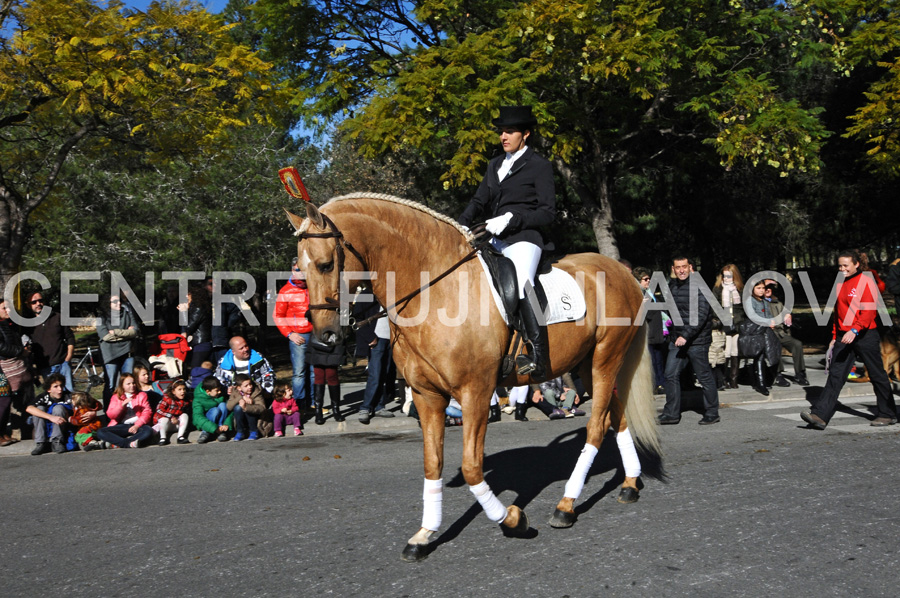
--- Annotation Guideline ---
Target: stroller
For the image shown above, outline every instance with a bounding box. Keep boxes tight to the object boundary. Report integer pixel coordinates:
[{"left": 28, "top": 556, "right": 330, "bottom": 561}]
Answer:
[{"left": 146, "top": 333, "right": 190, "bottom": 382}]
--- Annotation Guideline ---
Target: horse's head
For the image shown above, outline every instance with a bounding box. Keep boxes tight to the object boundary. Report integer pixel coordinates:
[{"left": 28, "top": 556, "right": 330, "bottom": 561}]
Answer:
[{"left": 285, "top": 203, "right": 345, "bottom": 347}]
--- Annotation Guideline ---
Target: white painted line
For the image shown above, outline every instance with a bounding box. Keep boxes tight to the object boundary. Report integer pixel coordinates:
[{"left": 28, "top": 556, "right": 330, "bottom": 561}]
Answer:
[{"left": 734, "top": 400, "right": 813, "bottom": 410}]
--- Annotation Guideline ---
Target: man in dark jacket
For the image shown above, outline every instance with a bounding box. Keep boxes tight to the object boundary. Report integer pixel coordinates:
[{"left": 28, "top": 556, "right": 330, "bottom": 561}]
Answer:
[
  {"left": 27, "top": 292, "right": 75, "bottom": 391},
  {"left": 658, "top": 256, "right": 720, "bottom": 425}
]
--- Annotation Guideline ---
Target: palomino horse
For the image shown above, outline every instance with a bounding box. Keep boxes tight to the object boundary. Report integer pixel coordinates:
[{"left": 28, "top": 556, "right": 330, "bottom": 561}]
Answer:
[{"left": 286, "top": 193, "right": 661, "bottom": 561}]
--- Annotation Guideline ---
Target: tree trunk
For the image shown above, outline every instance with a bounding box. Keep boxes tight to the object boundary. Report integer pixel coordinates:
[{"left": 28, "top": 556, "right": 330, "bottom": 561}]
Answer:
[
  {"left": 0, "top": 191, "right": 24, "bottom": 298},
  {"left": 553, "top": 158, "right": 620, "bottom": 259}
]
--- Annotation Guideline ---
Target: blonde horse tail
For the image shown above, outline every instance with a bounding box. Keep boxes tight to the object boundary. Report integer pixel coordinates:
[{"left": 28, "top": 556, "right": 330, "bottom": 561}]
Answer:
[{"left": 617, "top": 323, "right": 662, "bottom": 458}]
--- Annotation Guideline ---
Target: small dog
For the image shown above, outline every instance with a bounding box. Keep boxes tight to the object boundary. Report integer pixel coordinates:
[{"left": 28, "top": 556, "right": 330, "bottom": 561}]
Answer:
[{"left": 848, "top": 328, "right": 900, "bottom": 383}]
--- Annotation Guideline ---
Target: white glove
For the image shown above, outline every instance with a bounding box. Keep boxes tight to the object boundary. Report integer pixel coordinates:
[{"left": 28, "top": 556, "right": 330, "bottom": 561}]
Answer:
[{"left": 485, "top": 212, "right": 513, "bottom": 236}]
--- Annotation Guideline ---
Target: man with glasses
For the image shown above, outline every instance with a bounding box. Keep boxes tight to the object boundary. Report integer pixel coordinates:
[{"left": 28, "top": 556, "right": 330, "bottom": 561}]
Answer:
[
  {"left": 26, "top": 292, "right": 75, "bottom": 392},
  {"left": 273, "top": 258, "right": 314, "bottom": 411}
]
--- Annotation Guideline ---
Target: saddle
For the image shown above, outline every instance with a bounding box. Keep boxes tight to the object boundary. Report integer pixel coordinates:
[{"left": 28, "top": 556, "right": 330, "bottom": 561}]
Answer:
[{"left": 479, "top": 244, "right": 551, "bottom": 378}]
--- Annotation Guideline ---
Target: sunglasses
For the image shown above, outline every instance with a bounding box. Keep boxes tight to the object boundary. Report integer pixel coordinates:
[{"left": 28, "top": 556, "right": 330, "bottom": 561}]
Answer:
[
  {"left": 640, "top": 277, "right": 650, "bottom": 281},
  {"left": 30, "top": 299, "right": 44, "bottom": 304}
]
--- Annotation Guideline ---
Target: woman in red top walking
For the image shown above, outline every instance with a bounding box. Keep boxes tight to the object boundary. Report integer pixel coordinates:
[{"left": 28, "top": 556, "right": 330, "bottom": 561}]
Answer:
[{"left": 801, "top": 250, "right": 896, "bottom": 429}]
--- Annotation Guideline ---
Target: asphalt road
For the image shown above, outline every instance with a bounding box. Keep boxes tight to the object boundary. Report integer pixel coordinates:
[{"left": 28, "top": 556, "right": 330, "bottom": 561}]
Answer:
[{"left": 3, "top": 392, "right": 900, "bottom": 598}]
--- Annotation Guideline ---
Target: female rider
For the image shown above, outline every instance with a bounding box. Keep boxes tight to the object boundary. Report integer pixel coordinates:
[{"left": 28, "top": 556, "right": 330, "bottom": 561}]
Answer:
[{"left": 457, "top": 105, "right": 556, "bottom": 378}]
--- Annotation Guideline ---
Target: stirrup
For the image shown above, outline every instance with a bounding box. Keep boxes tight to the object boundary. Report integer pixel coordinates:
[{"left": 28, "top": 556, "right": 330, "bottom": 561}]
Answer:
[{"left": 515, "top": 354, "right": 539, "bottom": 376}]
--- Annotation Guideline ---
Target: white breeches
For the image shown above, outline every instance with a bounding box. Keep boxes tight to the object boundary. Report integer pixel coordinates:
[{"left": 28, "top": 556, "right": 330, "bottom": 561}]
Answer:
[{"left": 490, "top": 238, "right": 542, "bottom": 299}]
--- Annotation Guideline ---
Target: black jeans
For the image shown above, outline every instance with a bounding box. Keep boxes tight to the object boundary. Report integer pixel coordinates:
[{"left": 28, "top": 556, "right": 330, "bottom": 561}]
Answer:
[
  {"left": 662, "top": 342, "right": 719, "bottom": 418},
  {"left": 811, "top": 329, "right": 896, "bottom": 423}
]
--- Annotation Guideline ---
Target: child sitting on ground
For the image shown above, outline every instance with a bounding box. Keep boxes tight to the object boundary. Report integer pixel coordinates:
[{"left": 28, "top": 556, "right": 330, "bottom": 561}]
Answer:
[
  {"left": 68, "top": 391, "right": 104, "bottom": 451},
  {"left": 227, "top": 374, "right": 266, "bottom": 441},
  {"left": 271, "top": 382, "right": 302, "bottom": 437},
  {"left": 154, "top": 379, "right": 191, "bottom": 445},
  {"left": 193, "top": 376, "right": 232, "bottom": 443},
  {"left": 189, "top": 360, "right": 216, "bottom": 390}
]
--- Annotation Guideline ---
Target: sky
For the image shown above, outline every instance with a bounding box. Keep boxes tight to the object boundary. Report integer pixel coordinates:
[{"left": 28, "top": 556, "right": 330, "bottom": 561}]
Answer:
[{"left": 126, "top": 0, "right": 229, "bottom": 13}]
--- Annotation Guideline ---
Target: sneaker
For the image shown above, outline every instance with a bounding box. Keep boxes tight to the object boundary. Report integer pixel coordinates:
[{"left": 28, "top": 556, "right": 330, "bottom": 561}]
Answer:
[
  {"left": 82, "top": 440, "right": 102, "bottom": 452},
  {"left": 248, "top": 432, "right": 259, "bottom": 441},
  {"left": 657, "top": 414, "right": 681, "bottom": 425},
  {"left": 358, "top": 411, "right": 372, "bottom": 425},
  {"left": 374, "top": 409, "right": 395, "bottom": 418},
  {"left": 100, "top": 440, "right": 112, "bottom": 450},
  {"left": 217, "top": 432, "right": 230, "bottom": 442},
  {"left": 274, "top": 431, "right": 284, "bottom": 437},
  {"left": 773, "top": 374, "right": 790, "bottom": 387},
  {"left": 232, "top": 433, "right": 245, "bottom": 442},
  {"left": 176, "top": 436, "right": 190, "bottom": 444},
  {"left": 698, "top": 415, "right": 721, "bottom": 425},
  {"left": 569, "top": 408, "right": 586, "bottom": 417},
  {"left": 548, "top": 408, "right": 567, "bottom": 420},
  {"left": 129, "top": 440, "right": 140, "bottom": 448},
  {"left": 158, "top": 437, "right": 170, "bottom": 446},
  {"left": 51, "top": 439, "right": 67, "bottom": 454},
  {"left": 800, "top": 410, "right": 827, "bottom": 430},
  {"left": 31, "top": 442, "right": 50, "bottom": 456},
  {"left": 870, "top": 417, "right": 897, "bottom": 427},
  {"left": 847, "top": 368, "right": 861, "bottom": 380},
  {"left": 294, "top": 427, "right": 303, "bottom": 436},
  {"left": 197, "top": 432, "right": 211, "bottom": 444}
]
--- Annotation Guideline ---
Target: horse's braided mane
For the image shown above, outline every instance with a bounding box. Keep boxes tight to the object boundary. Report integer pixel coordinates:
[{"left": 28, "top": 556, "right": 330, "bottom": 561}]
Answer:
[{"left": 294, "top": 192, "right": 474, "bottom": 243}]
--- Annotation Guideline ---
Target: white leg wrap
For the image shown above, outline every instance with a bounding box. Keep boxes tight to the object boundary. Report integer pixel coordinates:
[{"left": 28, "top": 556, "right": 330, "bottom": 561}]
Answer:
[
  {"left": 616, "top": 428, "right": 642, "bottom": 478},
  {"left": 421, "top": 478, "right": 443, "bottom": 532},
  {"left": 490, "top": 391, "right": 499, "bottom": 406},
  {"left": 469, "top": 481, "right": 507, "bottom": 523},
  {"left": 563, "top": 444, "right": 599, "bottom": 499}
]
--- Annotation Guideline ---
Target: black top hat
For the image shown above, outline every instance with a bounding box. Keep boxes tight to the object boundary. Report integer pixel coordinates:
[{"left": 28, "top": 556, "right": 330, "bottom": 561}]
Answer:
[{"left": 491, "top": 105, "right": 537, "bottom": 129}]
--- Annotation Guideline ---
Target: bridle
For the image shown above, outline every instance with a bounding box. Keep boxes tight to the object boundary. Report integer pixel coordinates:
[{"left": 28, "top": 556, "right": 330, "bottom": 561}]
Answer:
[{"left": 298, "top": 214, "right": 489, "bottom": 329}]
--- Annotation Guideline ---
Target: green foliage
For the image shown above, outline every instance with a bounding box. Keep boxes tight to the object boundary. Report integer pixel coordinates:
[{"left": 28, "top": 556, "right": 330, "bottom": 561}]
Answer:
[{"left": 0, "top": 0, "right": 285, "bottom": 287}]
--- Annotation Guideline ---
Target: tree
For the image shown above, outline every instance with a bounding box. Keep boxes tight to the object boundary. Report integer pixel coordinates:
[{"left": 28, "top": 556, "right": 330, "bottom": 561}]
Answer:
[
  {"left": 250, "top": 0, "right": 835, "bottom": 258},
  {"left": 0, "top": 0, "right": 283, "bottom": 291}
]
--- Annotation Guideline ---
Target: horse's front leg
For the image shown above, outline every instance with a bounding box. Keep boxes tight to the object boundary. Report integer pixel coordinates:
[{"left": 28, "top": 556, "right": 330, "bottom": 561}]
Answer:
[
  {"left": 461, "top": 391, "right": 530, "bottom": 537},
  {"left": 401, "top": 389, "right": 447, "bottom": 562}
]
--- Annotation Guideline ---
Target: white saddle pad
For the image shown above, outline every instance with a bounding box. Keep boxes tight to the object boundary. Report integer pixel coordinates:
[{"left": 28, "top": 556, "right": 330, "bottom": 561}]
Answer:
[{"left": 477, "top": 254, "right": 586, "bottom": 325}]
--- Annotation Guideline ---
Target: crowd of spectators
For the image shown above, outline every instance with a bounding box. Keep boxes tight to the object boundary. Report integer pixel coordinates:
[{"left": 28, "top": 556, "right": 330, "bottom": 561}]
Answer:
[{"left": 1, "top": 248, "right": 898, "bottom": 453}]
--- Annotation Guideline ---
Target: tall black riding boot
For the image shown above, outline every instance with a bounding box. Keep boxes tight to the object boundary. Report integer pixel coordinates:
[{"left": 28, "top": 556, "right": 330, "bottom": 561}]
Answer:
[
  {"left": 329, "top": 384, "right": 345, "bottom": 422},
  {"left": 488, "top": 404, "right": 502, "bottom": 423},
  {"left": 514, "top": 401, "right": 529, "bottom": 422},
  {"left": 314, "top": 384, "right": 326, "bottom": 425},
  {"left": 516, "top": 298, "right": 548, "bottom": 378},
  {"left": 753, "top": 358, "right": 769, "bottom": 396}
]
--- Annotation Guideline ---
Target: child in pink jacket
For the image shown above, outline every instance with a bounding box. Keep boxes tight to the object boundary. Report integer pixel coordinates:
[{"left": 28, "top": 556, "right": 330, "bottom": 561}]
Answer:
[
  {"left": 272, "top": 382, "right": 302, "bottom": 437},
  {"left": 94, "top": 373, "right": 154, "bottom": 448}
]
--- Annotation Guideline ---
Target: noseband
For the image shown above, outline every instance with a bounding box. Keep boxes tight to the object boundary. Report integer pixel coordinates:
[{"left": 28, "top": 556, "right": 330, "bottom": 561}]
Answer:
[{"left": 297, "top": 214, "right": 368, "bottom": 316}]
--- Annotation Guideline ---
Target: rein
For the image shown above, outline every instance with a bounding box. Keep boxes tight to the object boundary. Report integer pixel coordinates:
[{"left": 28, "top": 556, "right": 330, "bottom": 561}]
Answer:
[{"left": 300, "top": 215, "right": 489, "bottom": 330}]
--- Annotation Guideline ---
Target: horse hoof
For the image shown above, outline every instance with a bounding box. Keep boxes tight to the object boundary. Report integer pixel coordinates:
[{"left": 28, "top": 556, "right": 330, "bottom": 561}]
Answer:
[
  {"left": 500, "top": 505, "right": 530, "bottom": 537},
  {"left": 617, "top": 487, "right": 640, "bottom": 504},
  {"left": 401, "top": 542, "right": 430, "bottom": 562},
  {"left": 549, "top": 508, "right": 577, "bottom": 528}
]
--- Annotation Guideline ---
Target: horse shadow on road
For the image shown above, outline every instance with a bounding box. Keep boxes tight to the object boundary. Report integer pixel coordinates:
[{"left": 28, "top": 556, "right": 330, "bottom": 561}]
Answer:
[{"left": 429, "top": 427, "right": 666, "bottom": 553}]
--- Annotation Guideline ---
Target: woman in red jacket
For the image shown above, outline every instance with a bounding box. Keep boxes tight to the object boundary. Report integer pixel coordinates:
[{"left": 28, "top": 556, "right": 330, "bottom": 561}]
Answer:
[
  {"left": 801, "top": 250, "right": 896, "bottom": 429},
  {"left": 273, "top": 258, "right": 315, "bottom": 411}
]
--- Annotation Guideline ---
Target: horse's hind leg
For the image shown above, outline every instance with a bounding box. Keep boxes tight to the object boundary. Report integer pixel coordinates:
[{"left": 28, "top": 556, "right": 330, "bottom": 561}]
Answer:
[
  {"left": 401, "top": 388, "right": 448, "bottom": 562},
  {"left": 550, "top": 350, "right": 620, "bottom": 528},
  {"left": 611, "top": 398, "right": 641, "bottom": 504}
]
